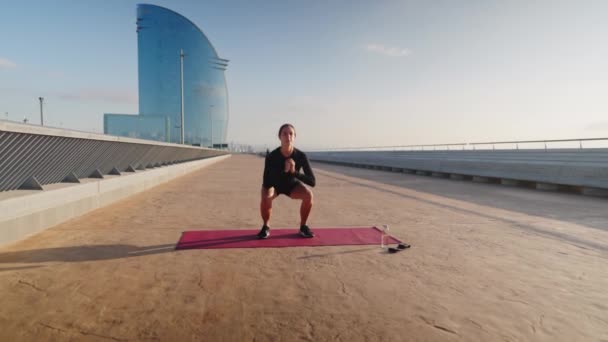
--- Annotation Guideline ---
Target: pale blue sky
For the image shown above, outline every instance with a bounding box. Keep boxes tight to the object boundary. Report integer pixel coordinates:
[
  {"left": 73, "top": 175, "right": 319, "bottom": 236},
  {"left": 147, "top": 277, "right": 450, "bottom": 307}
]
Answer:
[{"left": 1, "top": 0, "right": 608, "bottom": 149}]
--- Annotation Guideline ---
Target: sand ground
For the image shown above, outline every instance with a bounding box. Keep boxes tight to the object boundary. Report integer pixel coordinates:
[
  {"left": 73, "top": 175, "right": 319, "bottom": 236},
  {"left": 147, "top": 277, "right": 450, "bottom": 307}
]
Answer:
[{"left": 0, "top": 154, "right": 607, "bottom": 341}]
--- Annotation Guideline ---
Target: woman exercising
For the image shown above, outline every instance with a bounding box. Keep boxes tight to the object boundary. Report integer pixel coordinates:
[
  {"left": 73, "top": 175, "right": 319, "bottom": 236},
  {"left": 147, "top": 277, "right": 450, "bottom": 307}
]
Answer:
[{"left": 258, "top": 123, "right": 316, "bottom": 239}]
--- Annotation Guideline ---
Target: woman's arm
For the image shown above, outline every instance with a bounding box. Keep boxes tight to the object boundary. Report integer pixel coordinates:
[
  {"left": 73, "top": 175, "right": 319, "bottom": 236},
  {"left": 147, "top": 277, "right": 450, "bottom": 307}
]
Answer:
[
  {"left": 262, "top": 154, "right": 272, "bottom": 188},
  {"left": 295, "top": 152, "right": 316, "bottom": 187}
]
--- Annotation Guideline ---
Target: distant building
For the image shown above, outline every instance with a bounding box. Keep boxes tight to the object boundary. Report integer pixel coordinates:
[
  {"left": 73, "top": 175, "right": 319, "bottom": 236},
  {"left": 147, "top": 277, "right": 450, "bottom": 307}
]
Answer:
[{"left": 104, "top": 4, "right": 229, "bottom": 146}]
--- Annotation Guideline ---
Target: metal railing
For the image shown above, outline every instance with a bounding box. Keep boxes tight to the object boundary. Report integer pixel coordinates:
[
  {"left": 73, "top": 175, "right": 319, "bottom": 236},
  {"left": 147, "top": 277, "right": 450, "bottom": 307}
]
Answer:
[
  {"left": 0, "top": 121, "right": 228, "bottom": 192},
  {"left": 311, "top": 137, "right": 608, "bottom": 152}
]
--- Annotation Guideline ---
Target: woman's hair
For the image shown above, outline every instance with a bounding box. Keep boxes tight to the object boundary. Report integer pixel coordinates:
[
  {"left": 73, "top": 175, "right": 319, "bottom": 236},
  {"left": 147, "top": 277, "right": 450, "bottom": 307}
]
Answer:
[{"left": 278, "top": 123, "right": 296, "bottom": 137}]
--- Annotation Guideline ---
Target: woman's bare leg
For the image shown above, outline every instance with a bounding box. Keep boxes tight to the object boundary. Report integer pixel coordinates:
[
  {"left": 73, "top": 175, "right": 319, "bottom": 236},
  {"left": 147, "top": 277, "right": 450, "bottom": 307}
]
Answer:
[
  {"left": 288, "top": 183, "right": 314, "bottom": 226},
  {"left": 260, "top": 186, "right": 276, "bottom": 226}
]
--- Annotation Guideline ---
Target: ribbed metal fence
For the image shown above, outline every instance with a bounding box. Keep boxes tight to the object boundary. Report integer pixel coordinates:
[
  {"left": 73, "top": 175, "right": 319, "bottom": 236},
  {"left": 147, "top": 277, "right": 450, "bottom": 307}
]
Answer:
[{"left": 0, "top": 122, "right": 227, "bottom": 192}]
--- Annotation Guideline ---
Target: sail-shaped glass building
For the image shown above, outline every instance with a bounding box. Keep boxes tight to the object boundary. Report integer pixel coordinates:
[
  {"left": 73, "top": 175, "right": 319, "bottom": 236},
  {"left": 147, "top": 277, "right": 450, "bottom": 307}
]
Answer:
[{"left": 104, "top": 4, "right": 229, "bottom": 147}]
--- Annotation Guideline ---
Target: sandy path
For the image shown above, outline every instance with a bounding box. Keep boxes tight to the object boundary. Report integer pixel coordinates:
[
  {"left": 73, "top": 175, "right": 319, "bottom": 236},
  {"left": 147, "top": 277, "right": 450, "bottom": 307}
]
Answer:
[{"left": 0, "top": 154, "right": 606, "bottom": 341}]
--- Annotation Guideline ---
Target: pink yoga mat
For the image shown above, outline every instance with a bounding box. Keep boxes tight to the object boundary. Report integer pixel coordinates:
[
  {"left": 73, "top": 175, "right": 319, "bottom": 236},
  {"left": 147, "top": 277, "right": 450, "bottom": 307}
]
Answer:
[{"left": 175, "top": 226, "right": 402, "bottom": 250}]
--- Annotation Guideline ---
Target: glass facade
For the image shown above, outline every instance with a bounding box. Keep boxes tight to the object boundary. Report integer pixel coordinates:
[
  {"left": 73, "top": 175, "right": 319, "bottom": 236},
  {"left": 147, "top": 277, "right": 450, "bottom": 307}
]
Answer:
[
  {"left": 104, "top": 114, "right": 170, "bottom": 141},
  {"left": 104, "top": 4, "right": 229, "bottom": 146}
]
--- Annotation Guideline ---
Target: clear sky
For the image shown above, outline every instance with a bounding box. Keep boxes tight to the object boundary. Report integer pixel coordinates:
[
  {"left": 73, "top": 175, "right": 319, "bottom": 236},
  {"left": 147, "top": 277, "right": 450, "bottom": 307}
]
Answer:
[{"left": 1, "top": 0, "right": 608, "bottom": 150}]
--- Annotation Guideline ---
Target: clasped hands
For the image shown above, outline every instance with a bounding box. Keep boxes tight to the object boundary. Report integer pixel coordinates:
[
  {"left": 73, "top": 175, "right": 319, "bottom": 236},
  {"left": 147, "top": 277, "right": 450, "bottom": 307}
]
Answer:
[{"left": 284, "top": 158, "right": 296, "bottom": 174}]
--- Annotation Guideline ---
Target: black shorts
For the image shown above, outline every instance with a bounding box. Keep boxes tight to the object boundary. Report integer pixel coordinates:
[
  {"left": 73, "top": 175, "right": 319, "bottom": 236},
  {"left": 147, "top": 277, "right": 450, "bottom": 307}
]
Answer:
[{"left": 273, "top": 181, "right": 300, "bottom": 196}]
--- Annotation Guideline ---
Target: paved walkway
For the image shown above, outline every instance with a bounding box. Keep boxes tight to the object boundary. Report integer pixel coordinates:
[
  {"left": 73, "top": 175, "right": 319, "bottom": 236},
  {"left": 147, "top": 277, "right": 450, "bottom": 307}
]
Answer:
[{"left": 0, "top": 154, "right": 606, "bottom": 341}]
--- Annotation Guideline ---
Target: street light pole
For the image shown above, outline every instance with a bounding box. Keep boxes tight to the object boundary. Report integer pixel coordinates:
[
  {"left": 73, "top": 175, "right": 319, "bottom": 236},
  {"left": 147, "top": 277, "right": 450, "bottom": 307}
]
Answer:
[
  {"left": 209, "top": 105, "right": 214, "bottom": 148},
  {"left": 39, "top": 97, "right": 44, "bottom": 126},
  {"left": 180, "top": 49, "right": 185, "bottom": 144}
]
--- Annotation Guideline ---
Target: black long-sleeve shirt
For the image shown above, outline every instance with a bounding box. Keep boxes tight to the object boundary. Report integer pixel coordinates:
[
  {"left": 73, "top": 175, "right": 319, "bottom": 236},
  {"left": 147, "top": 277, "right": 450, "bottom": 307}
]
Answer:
[{"left": 262, "top": 147, "right": 316, "bottom": 189}]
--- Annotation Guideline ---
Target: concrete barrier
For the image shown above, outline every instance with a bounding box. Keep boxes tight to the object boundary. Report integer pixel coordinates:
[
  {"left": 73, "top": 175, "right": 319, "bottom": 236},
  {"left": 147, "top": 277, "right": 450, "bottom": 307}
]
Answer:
[
  {"left": 0, "top": 155, "right": 230, "bottom": 246},
  {"left": 308, "top": 150, "right": 608, "bottom": 194}
]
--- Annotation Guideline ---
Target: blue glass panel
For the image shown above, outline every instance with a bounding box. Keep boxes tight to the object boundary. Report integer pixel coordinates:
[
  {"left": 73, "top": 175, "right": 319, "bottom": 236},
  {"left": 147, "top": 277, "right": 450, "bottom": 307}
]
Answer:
[{"left": 104, "top": 114, "right": 171, "bottom": 142}]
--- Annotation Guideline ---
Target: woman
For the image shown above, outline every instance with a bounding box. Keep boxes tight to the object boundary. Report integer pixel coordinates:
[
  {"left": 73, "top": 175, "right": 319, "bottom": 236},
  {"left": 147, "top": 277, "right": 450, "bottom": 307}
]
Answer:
[{"left": 258, "top": 123, "right": 316, "bottom": 239}]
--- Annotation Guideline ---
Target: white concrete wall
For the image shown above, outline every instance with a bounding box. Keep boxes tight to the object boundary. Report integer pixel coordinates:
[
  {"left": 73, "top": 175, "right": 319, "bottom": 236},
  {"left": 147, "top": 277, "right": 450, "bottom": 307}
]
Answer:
[
  {"left": 0, "top": 155, "right": 230, "bottom": 246},
  {"left": 308, "top": 150, "right": 608, "bottom": 191}
]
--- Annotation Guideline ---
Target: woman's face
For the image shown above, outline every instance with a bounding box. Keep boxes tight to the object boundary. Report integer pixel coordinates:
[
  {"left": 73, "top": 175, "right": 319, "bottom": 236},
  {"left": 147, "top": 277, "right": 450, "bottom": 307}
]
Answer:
[{"left": 279, "top": 126, "right": 296, "bottom": 146}]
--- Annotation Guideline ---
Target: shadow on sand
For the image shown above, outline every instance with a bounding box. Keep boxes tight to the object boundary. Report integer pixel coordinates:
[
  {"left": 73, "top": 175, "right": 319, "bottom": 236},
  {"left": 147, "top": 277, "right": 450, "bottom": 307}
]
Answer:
[{"left": 0, "top": 243, "right": 176, "bottom": 265}]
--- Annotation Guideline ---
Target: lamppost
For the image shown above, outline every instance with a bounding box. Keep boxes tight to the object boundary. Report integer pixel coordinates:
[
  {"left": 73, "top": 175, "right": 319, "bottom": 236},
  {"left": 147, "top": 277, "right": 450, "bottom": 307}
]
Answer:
[
  {"left": 39, "top": 97, "right": 44, "bottom": 126},
  {"left": 209, "top": 105, "right": 214, "bottom": 148},
  {"left": 216, "top": 119, "right": 223, "bottom": 148},
  {"left": 179, "top": 49, "right": 185, "bottom": 144}
]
